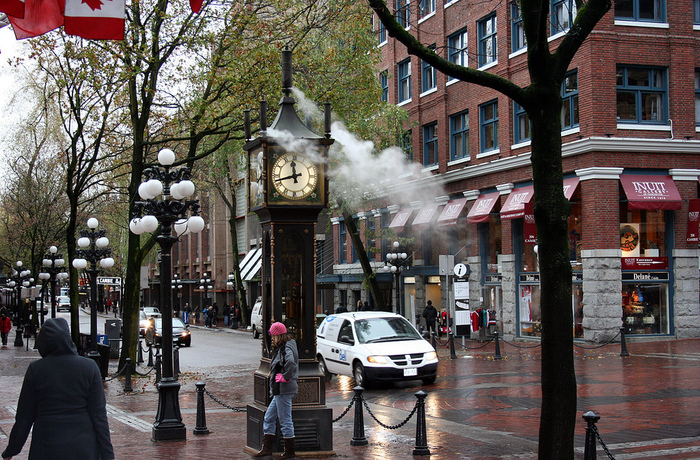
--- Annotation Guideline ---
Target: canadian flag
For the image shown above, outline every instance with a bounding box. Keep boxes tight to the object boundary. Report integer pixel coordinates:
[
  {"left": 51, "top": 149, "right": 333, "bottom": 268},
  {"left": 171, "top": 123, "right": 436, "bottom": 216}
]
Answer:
[
  {"left": 64, "top": 0, "right": 124, "bottom": 40},
  {"left": 7, "top": 0, "right": 63, "bottom": 39},
  {"left": 0, "top": 0, "right": 25, "bottom": 18}
]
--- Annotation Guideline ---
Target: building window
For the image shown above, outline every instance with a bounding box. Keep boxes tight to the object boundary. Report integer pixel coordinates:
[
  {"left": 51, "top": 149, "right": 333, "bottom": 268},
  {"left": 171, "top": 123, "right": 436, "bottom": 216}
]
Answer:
[
  {"left": 478, "top": 14, "right": 497, "bottom": 67},
  {"left": 398, "top": 59, "right": 411, "bottom": 103},
  {"left": 695, "top": 0, "right": 700, "bottom": 24},
  {"left": 614, "top": 0, "right": 665, "bottom": 22},
  {"left": 339, "top": 220, "right": 347, "bottom": 264},
  {"left": 616, "top": 66, "right": 667, "bottom": 124},
  {"left": 378, "top": 17, "right": 387, "bottom": 44},
  {"left": 421, "top": 54, "right": 436, "bottom": 93},
  {"left": 423, "top": 122, "right": 438, "bottom": 166},
  {"left": 447, "top": 29, "right": 468, "bottom": 81},
  {"left": 396, "top": 0, "right": 410, "bottom": 28},
  {"left": 561, "top": 70, "right": 579, "bottom": 130},
  {"left": 551, "top": 0, "right": 576, "bottom": 35},
  {"left": 450, "top": 111, "right": 469, "bottom": 160},
  {"left": 380, "top": 71, "right": 388, "bottom": 102},
  {"left": 480, "top": 100, "right": 499, "bottom": 152},
  {"left": 511, "top": 2, "right": 526, "bottom": 52},
  {"left": 401, "top": 129, "right": 413, "bottom": 161},
  {"left": 419, "top": 0, "right": 434, "bottom": 18},
  {"left": 366, "top": 217, "right": 376, "bottom": 261},
  {"left": 696, "top": 70, "right": 700, "bottom": 125},
  {"left": 513, "top": 102, "right": 530, "bottom": 144}
]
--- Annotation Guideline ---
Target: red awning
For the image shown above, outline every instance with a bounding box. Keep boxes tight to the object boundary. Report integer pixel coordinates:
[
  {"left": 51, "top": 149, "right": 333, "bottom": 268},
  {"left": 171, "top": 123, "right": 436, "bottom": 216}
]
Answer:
[
  {"left": 388, "top": 208, "right": 413, "bottom": 231},
  {"left": 621, "top": 175, "right": 682, "bottom": 210},
  {"left": 412, "top": 203, "right": 440, "bottom": 227},
  {"left": 562, "top": 177, "right": 579, "bottom": 200},
  {"left": 500, "top": 186, "right": 534, "bottom": 220},
  {"left": 437, "top": 198, "right": 468, "bottom": 226},
  {"left": 467, "top": 192, "right": 500, "bottom": 223}
]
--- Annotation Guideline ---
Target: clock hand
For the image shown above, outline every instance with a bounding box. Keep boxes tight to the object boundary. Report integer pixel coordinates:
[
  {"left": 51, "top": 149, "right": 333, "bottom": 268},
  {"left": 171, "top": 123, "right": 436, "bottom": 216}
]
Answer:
[{"left": 275, "top": 174, "right": 297, "bottom": 182}]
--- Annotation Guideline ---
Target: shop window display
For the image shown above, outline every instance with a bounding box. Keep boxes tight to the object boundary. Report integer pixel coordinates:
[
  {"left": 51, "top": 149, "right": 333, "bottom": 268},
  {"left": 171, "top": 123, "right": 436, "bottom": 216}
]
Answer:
[
  {"left": 619, "top": 207, "right": 666, "bottom": 257},
  {"left": 622, "top": 283, "right": 669, "bottom": 334},
  {"left": 485, "top": 214, "right": 502, "bottom": 273}
]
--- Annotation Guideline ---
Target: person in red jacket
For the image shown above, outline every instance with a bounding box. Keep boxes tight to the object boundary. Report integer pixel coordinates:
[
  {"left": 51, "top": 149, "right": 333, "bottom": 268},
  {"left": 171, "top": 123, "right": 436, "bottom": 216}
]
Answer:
[{"left": 1, "top": 308, "right": 13, "bottom": 348}]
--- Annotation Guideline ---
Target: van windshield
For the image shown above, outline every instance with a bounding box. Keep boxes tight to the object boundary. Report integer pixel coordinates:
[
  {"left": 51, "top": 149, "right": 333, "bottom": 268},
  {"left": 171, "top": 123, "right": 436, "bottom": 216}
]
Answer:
[{"left": 354, "top": 317, "right": 422, "bottom": 344}]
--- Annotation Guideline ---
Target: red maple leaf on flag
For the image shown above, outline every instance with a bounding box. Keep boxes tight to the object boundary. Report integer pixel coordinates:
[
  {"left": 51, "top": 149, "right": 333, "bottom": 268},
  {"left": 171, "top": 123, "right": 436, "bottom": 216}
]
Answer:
[{"left": 81, "top": 0, "right": 104, "bottom": 11}]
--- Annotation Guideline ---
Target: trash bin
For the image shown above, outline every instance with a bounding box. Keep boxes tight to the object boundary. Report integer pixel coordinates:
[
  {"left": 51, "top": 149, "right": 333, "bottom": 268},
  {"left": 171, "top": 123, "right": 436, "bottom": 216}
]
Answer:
[{"left": 105, "top": 319, "right": 122, "bottom": 358}]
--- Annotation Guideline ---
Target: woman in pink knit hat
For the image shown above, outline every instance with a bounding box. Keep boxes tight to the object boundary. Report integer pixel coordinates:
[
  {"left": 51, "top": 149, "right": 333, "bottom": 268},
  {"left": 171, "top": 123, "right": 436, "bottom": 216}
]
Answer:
[{"left": 253, "top": 321, "right": 298, "bottom": 459}]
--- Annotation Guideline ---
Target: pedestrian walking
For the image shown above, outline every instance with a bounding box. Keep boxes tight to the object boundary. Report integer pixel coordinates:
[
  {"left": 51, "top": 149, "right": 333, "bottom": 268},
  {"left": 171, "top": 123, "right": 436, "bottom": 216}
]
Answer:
[
  {"left": 194, "top": 305, "right": 201, "bottom": 325},
  {"left": 182, "top": 303, "right": 191, "bottom": 324},
  {"left": 422, "top": 300, "right": 438, "bottom": 337},
  {"left": 204, "top": 305, "right": 210, "bottom": 327},
  {"left": 254, "top": 322, "right": 298, "bottom": 459},
  {"left": 0, "top": 308, "right": 12, "bottom": 348},
  {"left": 223, "top": 303, "right": 230, "bottom": 327},
  {"left": 334, "top": 303, "right": 347, "bottom": 313},
  {"left": 1, "top": 317, "right": 114, "bottom": 460}
]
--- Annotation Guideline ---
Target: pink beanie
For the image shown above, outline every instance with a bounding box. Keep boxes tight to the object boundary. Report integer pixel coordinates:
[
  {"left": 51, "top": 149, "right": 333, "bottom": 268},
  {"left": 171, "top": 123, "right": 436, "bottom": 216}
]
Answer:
[{"left": 269, "top": 322, "right": 287, "bottom": 336}]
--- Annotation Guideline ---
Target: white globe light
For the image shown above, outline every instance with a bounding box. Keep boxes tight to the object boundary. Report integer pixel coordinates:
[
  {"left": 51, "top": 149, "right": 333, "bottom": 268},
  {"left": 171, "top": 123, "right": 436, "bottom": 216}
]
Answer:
[
  {"left": 78, "top": 237, "right": 90, "bottom": 248},
  {"left": 170, "top": 183, "right": 184, "bottom": 200},
  {"left": 178, "top": 180, "right": 195, "bottom": 197},
  {"left": 139, "top": 182, "right": 155, "bottom": 200},
  {"left": 49, "top": 245, "right": 58, "bottom": 254},
  {"left": 73, "top": 258, "right": 88, "bottom": 269},
  {"left": 129, "top": 218, "right": 142, "bottom": 234},
  {"left": 55, "top": 258, "right": 65, "bottom": 267},
  {"left": 401, "top": 253, "right": 408, "bottom": 259},
  {"left": 146, "top": 179, "right": 163, "bottom": 197},
  {"left": 43, "top": 259, "right": 51, "bottom": 267},
  {"left": 23, "top": 281, "right": 29, "bottom": 287},
  {"left": 100, "top": 257, "right": 115, "bottom": 269},
  {"left": 158, "top": 148, "right": 176, "bottom": 166},
  {"left": 39, "top": 273, "right": 49, "bottom": 280},
  {"left": 96, "top": 237, "right": 109, "bottom": 248},
  {"left": 59, "top": 272, "right": 69, "bottom": 280},
  {"left": 141, "top": 215, "right": 159, "bottom": 233},
  {"left": 391, "top": 265, "right": 398, "bottom": 273},
  {"left": 87, "top": 217, "right": 99, "bottom": 229},
  {"left": 174, "top": 219, "right": 189, "bottom": 236},
  {"left": 188, "top": 215, "right": 205, "bottom": 233},
  {"left": 16, "top": 261, "right": 22, "bottom": 267},
  {"left": 8, "top": 281, "right": 15, "bottom": 287},
  {"left": 393, "top": 241, "right": 400, "bottom": 249}
]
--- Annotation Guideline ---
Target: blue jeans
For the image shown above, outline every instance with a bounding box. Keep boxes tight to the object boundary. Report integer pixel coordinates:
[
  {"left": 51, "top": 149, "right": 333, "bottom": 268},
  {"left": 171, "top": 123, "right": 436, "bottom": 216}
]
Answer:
[{"left": 263, "top": 393, "right": 295, "bottom": 438}]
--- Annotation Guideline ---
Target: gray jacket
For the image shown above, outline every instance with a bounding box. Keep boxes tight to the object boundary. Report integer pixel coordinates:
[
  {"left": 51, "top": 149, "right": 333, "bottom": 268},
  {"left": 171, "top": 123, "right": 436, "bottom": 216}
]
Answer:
[
  {"left": 269, "top": 338, "right": 299, "bottom": 397},
  {"left": 2, "top": 318, "right": 114, "bottom": 459}
]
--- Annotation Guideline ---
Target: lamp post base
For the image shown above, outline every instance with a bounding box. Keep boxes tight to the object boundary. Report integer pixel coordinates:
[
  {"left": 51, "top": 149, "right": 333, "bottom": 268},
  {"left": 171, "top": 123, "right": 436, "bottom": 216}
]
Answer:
[
  {"left": 14, "top": 327, "right": 23, "bottom": 347},
  {"left": 152, "top": 377, "right": 186, "bottom": 441}
]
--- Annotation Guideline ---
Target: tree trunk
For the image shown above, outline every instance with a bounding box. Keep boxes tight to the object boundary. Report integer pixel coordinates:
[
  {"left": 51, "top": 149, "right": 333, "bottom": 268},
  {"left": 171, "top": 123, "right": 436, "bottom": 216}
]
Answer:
[{"left": 227, "top": 200, "right": 248, "bottom": 326}]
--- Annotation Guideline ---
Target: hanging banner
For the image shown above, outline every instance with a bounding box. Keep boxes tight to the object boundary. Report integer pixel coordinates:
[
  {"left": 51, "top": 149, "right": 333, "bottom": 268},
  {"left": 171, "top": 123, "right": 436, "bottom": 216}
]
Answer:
[
  {"left": 524, "top": 201, "right": 537, "bottom": 244},
  {"left": 687, "top": 198, "right": 700, "bottom": 243}
]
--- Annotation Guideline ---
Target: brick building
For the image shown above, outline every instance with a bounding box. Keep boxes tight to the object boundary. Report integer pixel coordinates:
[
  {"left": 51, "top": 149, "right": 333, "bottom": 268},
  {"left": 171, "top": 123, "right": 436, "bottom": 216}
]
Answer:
[{"left": 325, "top": 1, "right": 700, "bottom": 341}]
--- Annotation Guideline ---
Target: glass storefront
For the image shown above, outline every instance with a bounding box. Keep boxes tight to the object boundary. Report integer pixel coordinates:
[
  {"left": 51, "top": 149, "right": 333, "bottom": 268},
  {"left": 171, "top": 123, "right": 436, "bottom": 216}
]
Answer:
[{"left": 622, "top": 281, "right": 669, "bottom": 334}]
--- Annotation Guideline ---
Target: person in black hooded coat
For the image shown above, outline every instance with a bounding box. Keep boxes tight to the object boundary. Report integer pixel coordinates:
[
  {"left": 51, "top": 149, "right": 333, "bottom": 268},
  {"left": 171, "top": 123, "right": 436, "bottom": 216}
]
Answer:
[{"left": 1, "top": 317, "right": 114, "bottom": 460}]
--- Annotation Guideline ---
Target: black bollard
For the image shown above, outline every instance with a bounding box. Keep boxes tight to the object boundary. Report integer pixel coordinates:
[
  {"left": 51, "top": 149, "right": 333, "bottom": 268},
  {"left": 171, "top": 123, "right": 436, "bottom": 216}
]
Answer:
[
  {"left": 147, "top": 343, "right": 154, "bottom": 367},
  {"left": 619, "top": 326, "right": 630, "bottom": 357},
  {"left": 430, "top": 330, "right": 436, "bottom": 349},
  {"left": 350, "top": 386, "right": 368, "bottom": 446},
  {"left": 194, "top": 381, "right": 210, "bottom": 435},
  {"left": 174, "top": 344, "right": 180, "bottom": 378},
  {"left": 14, "top": 324, "right": 23, "bottom": 347},
  {"left": 583, "top": 410, "right": 601, "bottom": 460},
  {"left": 493, "top": 331, "right": 502, "bottom": 360},
  {"left": 124, "top": 358, "right": 133, "bottom": 393},
  {"left": 449, "top": 332, "right": 457, "bottom": 359},
  {"left": 137, "top": 339, "right": 144, "bottom": 364},
  {"left": 412, "top": 390, "right": 430, "bottom": 456},
  {"left": 154, "top": 347, "right": 162, "bottom": 383}
]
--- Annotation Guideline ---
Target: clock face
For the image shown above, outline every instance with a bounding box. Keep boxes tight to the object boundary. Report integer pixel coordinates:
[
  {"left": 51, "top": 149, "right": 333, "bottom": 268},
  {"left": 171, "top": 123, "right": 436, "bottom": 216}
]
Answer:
[{"left": 271, "top": 153, "right": 318, "bottom": 200}]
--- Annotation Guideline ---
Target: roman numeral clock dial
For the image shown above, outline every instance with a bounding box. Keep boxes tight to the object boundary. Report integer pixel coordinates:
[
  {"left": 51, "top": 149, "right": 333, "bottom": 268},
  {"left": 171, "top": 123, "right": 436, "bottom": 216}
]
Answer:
[{"left": 272, "top": 152, "right": 318, "bottom": 201}]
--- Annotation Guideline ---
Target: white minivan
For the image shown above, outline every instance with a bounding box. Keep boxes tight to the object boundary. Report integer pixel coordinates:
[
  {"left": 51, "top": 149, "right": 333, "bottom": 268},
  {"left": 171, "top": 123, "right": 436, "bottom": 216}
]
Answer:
[
  {"left": 316, "top": 312, "right": 438, "bottom": 387},
  {"left": 250, "top": 298, "right": 263, "bottom": 339}
]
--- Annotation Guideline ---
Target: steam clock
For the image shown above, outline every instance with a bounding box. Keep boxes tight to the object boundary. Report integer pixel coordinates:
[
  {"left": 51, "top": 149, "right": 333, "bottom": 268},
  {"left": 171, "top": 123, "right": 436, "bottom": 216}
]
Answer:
[{"left": 245, "top": 48, "right": 334, "bottom": 456}]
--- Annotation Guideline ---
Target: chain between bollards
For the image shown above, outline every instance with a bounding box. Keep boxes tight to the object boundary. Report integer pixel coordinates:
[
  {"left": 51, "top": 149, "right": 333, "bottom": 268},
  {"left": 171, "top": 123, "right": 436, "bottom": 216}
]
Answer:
[
  {"left": 194, "top": 381, "right": 210, "bottom": 435},
  {"left": 350, "top": 386, "right": 367, "bottom": 446}
]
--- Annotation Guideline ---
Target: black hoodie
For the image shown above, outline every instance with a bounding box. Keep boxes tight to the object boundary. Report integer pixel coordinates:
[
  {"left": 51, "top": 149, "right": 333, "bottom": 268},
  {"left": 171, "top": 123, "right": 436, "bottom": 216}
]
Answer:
[{"left": 2, "top": 318, "right": 114, "bottom": 459}]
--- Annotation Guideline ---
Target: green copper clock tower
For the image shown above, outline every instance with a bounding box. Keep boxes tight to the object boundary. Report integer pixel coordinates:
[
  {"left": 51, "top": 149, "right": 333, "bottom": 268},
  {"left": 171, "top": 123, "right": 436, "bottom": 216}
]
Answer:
[{"left": 245, "top": 48, "right": 334, "bottom": 456}]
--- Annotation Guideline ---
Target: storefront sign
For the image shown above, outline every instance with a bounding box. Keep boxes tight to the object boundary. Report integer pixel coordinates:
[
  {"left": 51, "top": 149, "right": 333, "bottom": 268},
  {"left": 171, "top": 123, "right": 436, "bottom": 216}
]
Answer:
[
  {"left": 427, "top": 276, "right": 441, "bottom": 284},
  {"left": 484, "top": 274, "right": 502, "bottom": 283},
  {"left": 621, "top": 257, "right": 668, "bottom": 270},
  {"left": 467, "top": 192, "right": 500, "bottom": 223},
  {"left": 687, "top": 198, "right": 700, "bottom": 243},
  {"left": 524, "top": 202, "right": 537, "bottom": 244},
  {"left": 620, "top": 174, "right": 682, "bottom": 210},
  {"left": 520, "top": 274, "right": 540, "bottom": 283},
  {"left": 454, "top": 280, "right": 469, "bottom": 299},
  {"left": 622, "top": 272, "right": 669, "bottom": 281},
  {"left": 572, "top": 273, "right": 583, "bottom": 282}
]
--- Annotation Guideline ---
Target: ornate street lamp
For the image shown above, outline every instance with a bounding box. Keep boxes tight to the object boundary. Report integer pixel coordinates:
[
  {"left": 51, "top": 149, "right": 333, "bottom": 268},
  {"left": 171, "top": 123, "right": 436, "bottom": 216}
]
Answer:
[
  {"left": 73, "top": 218, "right": 115, "bottom": 366},
  {"left": 381, "top": 241, "right": 411, "bottom": 315},
  {"left": 199, "top": 272, "right": 213, "bottom": 323},
  {"left": 39, "top": 245, "right": 69, "bottom": 319},
  {"left": 10, "top": 262, "right": 32, "bottom": 347},
  {"left": 130, "top": 147, "right": 204, "bottom": 441},
  {"left": 171, "top": 274, "right": 183, "bottom": 318}
]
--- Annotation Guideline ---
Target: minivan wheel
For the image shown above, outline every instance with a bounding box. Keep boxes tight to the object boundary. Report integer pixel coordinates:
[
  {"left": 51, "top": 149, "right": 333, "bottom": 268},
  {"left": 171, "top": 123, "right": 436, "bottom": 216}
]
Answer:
[
  {"left": 253, "top": 326, "right": 260, "bottom": 339},
  {"left": 353, "top": 362, "right": 369, "bottom": 388},
  {"left": 421, "top": 376, "right": 436, "bottom": 385},
  {"left": 318, "top": 356, "right": 332, "bottom": 382}
]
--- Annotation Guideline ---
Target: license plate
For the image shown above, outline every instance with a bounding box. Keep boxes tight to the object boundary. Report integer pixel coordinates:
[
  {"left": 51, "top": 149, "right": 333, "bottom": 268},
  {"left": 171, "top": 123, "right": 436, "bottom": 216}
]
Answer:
[{"left": 403, "top": 368, "right": 418, "bottom": 377}]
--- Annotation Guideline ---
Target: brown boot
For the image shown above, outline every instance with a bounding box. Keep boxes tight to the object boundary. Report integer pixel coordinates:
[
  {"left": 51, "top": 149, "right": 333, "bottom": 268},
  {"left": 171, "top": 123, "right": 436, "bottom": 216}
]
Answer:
[
  {"left": 253, "top": 433, "right": 275, "bottom": 458},
  {"left": 280, "top": 437, "right": 296, "bottom": 459}
]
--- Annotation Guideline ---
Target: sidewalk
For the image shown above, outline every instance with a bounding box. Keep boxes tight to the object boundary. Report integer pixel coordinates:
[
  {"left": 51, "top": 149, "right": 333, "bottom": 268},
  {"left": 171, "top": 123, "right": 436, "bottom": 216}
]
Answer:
[{"left": 2, "top": 329, "right": 700, "bottom": 459}]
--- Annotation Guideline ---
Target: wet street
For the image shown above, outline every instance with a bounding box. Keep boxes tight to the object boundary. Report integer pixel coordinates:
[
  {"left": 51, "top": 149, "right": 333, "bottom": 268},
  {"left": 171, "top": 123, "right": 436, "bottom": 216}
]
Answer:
[{"left": 2, "top": 318, "right": 700, "bottom": 459}]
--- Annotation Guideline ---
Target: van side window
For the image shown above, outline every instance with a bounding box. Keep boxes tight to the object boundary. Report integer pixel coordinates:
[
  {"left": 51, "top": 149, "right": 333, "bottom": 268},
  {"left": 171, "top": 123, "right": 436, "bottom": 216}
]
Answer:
[{"left": 338, "top": 320, "right": 354, "bottom": 343}]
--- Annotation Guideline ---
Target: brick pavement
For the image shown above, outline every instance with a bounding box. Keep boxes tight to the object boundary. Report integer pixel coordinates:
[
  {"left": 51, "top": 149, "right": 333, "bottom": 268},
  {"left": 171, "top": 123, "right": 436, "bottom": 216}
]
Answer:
[{"left": 2, "top": 328, "right": 700, "bottom": 459}]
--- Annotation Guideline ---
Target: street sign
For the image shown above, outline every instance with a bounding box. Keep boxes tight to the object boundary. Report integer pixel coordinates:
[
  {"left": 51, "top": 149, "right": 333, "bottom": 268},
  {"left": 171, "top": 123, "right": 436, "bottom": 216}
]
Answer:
[
  {"left": 454, "top": 263, "right": 469, "bottom": 278},
  {"left": 97, "top": 277, "right": 121, "bottom": 285}
]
